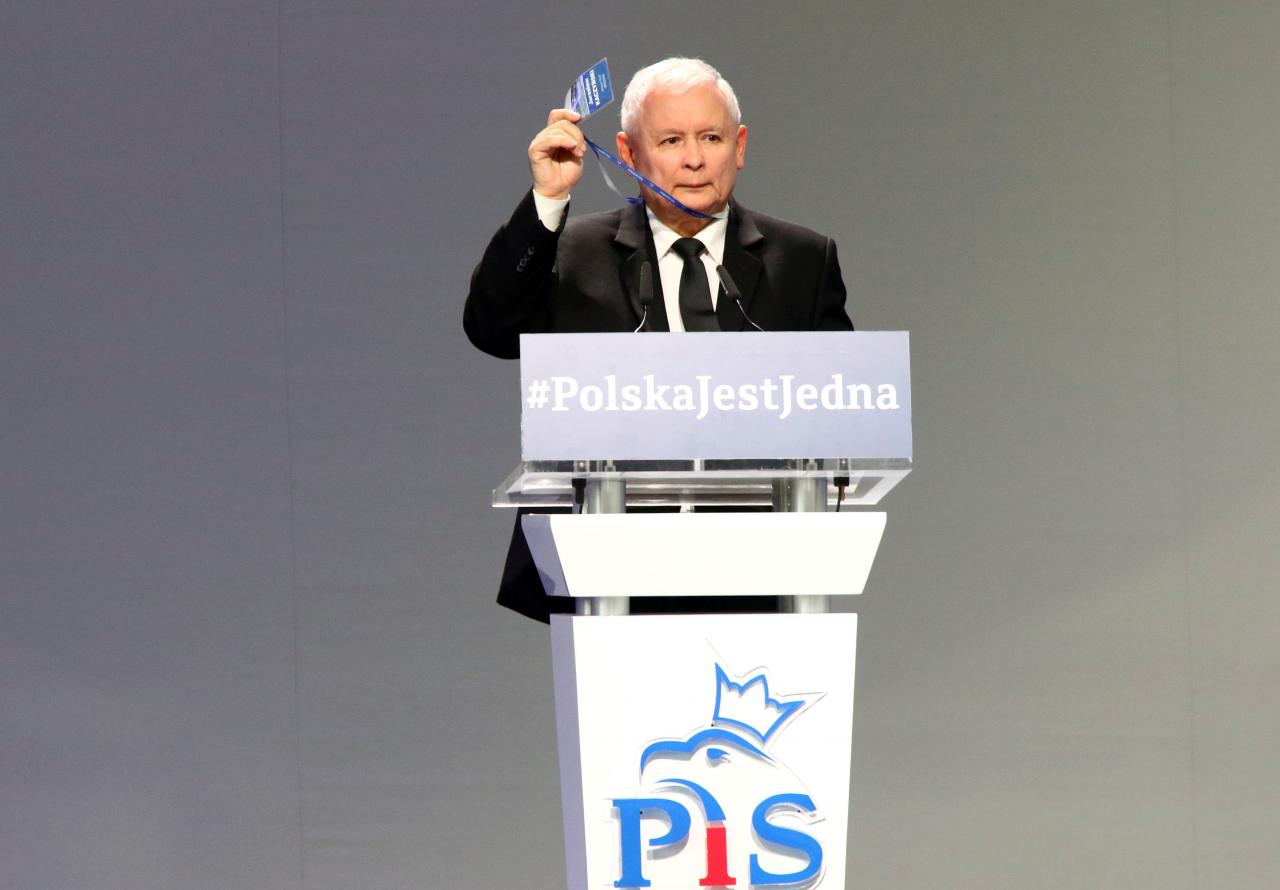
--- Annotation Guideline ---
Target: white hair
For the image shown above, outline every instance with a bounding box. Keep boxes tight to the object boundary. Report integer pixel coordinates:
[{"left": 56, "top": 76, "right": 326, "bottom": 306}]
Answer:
[{"left": 619, "top": 57, "right": 741, "bottom": 137}]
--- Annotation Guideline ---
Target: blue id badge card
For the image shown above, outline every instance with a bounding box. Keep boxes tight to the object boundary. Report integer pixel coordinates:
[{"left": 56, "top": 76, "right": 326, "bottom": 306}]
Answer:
[{"left": 564, "top": 57, "right": 614, "bottom": 120}]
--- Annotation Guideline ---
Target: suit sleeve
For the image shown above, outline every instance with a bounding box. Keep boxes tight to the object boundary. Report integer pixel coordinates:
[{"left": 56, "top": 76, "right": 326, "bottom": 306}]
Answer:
[
  {"left": 811, "top": 236, "right": 854, "bottom": 331},
  {"left": 463, "top": 189, "right": 564, "bottom": 359}
]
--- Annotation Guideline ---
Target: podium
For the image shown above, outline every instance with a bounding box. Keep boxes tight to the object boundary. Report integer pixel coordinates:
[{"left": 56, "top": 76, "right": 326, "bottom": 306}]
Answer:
[{"left": 493, "top": 332, "right": 911, "bottom": 890}]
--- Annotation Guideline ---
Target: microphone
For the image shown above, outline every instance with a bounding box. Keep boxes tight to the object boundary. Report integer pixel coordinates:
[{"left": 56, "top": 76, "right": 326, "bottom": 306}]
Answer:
[
  {"left": 715, "top": 265, "right": 765, "bottom": 332},
  {"left": 633, "top": 260, "right": 653, "bottom": 333}
]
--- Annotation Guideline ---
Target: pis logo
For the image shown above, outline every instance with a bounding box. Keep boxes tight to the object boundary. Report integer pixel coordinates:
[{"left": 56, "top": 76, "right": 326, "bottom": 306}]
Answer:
[{"left": 611, "top": 663, "right": 826, "bottom": 888}]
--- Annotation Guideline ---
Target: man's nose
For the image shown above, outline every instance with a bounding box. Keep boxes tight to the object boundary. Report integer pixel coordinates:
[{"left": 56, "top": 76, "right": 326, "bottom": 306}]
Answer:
[{"left": 682, "top": 143, "right": 704, "bottom": 169}]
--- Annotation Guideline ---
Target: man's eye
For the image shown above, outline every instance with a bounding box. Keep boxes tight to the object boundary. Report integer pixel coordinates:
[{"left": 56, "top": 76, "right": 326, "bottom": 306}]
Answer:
[{"left": 704, "top": 134, "right": 722, "bottom": 143}]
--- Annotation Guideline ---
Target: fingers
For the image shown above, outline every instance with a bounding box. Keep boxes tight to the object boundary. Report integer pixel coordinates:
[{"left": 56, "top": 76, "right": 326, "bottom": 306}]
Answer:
[
  {"left": 530, "top": 114, "right": 586, "bottom": 160},
  {"left": 529, "top": 121, "right": 585, "bottom": 161},
  {"left": 546, "top": 108, "right": 582, "bottom": 127},
  {"left": 529, "top": 109, "right": 587, "bottom": 199}
]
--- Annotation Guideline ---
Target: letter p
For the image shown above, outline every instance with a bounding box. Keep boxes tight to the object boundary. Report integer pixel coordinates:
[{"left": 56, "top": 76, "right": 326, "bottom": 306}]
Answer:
[
  {"left": 613, "top": 797, "right": 691, "bottom": 888},
  {"left": 552, "top": 376, "right": 578, "bottom": 411}
]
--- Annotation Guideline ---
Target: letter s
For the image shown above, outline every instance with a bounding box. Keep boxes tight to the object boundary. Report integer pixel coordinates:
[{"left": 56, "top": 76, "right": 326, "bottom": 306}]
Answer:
[{"left": 748, "top": 793, "right": 823, "bottom": 886}]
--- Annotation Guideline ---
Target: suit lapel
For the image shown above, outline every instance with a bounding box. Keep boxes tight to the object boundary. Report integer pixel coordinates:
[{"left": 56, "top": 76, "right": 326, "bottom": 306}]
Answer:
[
  {"left": 615, "top": 203, "right": 670, "bottom": 332},
  {"left": 718, "top": 201, "right": 764, "bottom": 332},
  {"left": 616, "top": 200, "right": 765, "bottom": 332}
]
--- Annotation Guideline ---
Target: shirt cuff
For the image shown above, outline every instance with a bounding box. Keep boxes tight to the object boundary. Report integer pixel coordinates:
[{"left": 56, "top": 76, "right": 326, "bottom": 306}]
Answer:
[{"left": 532, "top": 191, "right": 569, "bottom": 231}]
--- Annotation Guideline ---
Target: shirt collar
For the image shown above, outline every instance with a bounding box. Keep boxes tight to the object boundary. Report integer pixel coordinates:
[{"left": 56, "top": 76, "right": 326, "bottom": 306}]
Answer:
[{"left": 647, "top": 205, "right": 731, "bottom": 265}]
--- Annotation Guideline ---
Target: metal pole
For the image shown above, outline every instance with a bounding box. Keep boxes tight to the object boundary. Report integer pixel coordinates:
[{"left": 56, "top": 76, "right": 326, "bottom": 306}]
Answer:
[
  {"left": 577, "top": 476, "right": 629, "bottom": 616},
  {"left": 775, "top": 468, "right": 830, "bottom": 614}
]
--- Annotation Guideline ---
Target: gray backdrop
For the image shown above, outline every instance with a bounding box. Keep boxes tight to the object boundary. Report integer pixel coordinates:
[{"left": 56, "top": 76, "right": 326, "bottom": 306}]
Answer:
[{"left": 3, "top": 2, "right": 1277, "bottom": 888}]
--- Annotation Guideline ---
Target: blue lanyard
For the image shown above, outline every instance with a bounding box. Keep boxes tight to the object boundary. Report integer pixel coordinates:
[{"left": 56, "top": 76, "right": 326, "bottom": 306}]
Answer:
[{"left": 584, "top": 137, "right": 714, "bottom": 220}]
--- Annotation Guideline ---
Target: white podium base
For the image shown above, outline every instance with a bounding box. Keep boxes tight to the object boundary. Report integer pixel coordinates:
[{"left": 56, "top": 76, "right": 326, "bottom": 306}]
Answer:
[{"left": 551, "top": 613, "right": 857, "bottom": 890}]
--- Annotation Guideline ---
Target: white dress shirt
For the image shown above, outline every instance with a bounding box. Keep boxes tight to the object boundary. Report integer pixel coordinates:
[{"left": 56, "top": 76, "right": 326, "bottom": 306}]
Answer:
[{"left": 533, "top": 192, "right": 730, "bottom": 332}]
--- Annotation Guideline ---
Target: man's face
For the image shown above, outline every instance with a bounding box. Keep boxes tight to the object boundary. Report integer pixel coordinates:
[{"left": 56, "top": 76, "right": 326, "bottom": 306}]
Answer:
[{"left": 617, "top": 83, "right": 747, "bottom": 231}]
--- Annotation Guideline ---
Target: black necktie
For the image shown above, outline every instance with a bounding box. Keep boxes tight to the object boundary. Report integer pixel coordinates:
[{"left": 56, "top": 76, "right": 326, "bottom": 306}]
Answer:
[{"left": 672, "top": 237, "right": 719, "bottom": 332}]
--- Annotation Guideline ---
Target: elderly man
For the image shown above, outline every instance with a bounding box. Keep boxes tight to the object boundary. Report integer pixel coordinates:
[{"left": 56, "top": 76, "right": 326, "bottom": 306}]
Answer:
[
  {"left": 465, "top": 58, "right": 853, "bottom": 622},
  {"left": 465, "top": 57, "right": 852, "bottom": 360}
]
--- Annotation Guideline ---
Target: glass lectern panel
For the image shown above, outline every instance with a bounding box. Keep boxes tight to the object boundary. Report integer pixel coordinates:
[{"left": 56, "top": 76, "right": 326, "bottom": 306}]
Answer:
[{"left": 492, "top": 458, "right": 911, "bottom": 509}]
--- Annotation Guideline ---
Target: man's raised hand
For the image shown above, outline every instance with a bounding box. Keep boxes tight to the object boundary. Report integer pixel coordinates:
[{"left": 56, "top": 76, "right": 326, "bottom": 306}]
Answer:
[{"left": 528, "top": 109, "right": 586, "bottom": 200}]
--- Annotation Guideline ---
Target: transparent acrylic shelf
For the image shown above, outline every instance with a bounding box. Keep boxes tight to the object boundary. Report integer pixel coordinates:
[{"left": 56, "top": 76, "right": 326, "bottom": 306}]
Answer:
[{"left": 493, "top": 458, "right": 911, "bottom": 509}]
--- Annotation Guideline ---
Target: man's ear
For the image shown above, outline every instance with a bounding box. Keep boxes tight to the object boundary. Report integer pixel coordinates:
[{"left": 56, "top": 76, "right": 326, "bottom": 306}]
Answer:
[
  {"left": 616, "top": 131, "right": 635, "bottom": 166},
  {"left": 735, "top": 124, "right": 748, "bottom": 170}
]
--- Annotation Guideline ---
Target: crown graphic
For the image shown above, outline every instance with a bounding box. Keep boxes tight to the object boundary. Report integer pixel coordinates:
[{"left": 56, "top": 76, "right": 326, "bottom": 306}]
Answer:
[{"left": 711, "top": 664, "right": 806, "bottom": 744}]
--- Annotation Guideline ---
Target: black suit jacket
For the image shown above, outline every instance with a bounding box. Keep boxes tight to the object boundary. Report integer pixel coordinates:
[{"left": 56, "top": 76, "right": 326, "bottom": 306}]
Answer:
[
  {"left": 465, "top": 190, "right": 853, "bottom": 621},
  {"left": 465, "top": 190, "right": 851, "bottom": 356}
]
